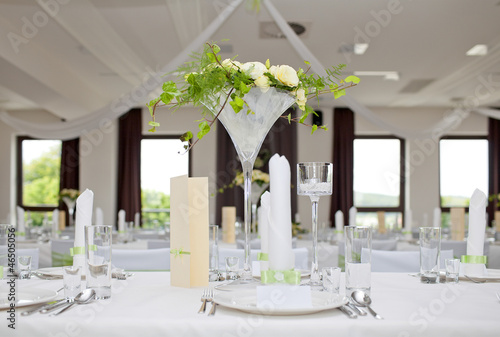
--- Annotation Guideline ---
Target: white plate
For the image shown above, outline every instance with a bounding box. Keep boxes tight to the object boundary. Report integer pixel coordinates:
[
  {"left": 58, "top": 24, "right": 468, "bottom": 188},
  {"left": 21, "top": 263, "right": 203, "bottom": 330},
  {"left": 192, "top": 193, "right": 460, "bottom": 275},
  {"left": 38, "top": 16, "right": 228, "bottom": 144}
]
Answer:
[
  {"left": 460, "top": 269, "right": 500, "bottom": 282},
  {"left": 214, "top": 289, "right": 347, "bottom": 316},
  {"left": 0, "top": 288, "right": 57, "bottom": 309}
]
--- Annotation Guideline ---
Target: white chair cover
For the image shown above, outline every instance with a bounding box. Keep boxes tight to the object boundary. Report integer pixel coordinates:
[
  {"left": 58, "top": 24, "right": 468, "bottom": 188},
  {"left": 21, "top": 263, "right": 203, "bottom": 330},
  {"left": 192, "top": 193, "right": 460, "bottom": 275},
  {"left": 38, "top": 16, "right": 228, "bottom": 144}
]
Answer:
[
  {"left": 235, "top": 237, "right": 298, "bottom": 249},
  {"left": 371, "top": 249, "right": 454, "bottom": 272},
  {"left": 218, "top": 247, "right": 308, "bottom": 270},
  {"left": 113, "top": 248, "right": 170, "bottom": 271},
  {"left": 441, "top": 240, "right": 490, "bottom": 259},
  {"left": 50, "top": 239, "right": 74, "bottom": 267},
  {"left": 147, "top": 239, "right": 170, "bottom": 249},
  {"left": 0, "top": 247, "right": 40, "bottom": 270}
]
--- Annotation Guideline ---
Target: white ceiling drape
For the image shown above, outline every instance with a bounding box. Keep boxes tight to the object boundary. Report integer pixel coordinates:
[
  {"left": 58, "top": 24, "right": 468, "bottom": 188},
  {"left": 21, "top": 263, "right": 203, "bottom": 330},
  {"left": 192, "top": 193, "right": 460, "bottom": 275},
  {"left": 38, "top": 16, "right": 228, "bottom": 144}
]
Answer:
[{"left": 0, "top": 0, "right": 497, "bottom": 140}]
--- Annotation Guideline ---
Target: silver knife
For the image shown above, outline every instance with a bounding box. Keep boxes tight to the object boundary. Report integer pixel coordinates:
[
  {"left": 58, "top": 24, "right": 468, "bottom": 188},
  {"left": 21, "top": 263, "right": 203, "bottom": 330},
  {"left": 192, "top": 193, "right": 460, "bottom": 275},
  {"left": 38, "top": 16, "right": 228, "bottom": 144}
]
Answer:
[
  {"left": 338, "top": 305, "right": 357, "bottom": 319},
  {"left": 21, "top": 299, "right": 67, "bottom": 316},
  {"left": 347, "top": 302, "right": 367, "bottom": 316}
]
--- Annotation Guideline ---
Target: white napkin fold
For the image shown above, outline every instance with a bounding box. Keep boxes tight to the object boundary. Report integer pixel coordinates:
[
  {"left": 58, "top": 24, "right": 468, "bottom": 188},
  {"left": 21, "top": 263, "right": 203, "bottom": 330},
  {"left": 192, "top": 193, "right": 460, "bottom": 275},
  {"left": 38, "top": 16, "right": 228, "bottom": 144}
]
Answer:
[
  {"left": 73, "top": 189, "right": 94, "bottom": 273},
  {"left": 52, "top": 209, "right": 59, "bottom": 236},
  {"left": 349, "top": 206, "right": 357, "bottom": 227},
  {"left": 95, "top": 207, "right": 103, "bottom": 226},
  {"left": 16, "top": 206, "right": 25, "bottom": 234},
  {"left": 259, "top": 191, "right": 271, "bottom": 255},
  {"left": 134, "top": 212, "right": 140, "bottom": 229},
  {"left": 268, "top": 154, "right": 294, "bottom": 270},
  {"left": 118, "top": 209, "right": 126, "bottom": 232},
  {"left": 467, "top": 189, "right": 487, "bottom": 256},
  {"left": 404, "top": 209, "right": 412, "bottom": 231},
  {"left": 335, "top": 210, "right": 344, "bottom": 231},
  {"left": 433, "top": 207, "right": 441, "bottom": 227}
]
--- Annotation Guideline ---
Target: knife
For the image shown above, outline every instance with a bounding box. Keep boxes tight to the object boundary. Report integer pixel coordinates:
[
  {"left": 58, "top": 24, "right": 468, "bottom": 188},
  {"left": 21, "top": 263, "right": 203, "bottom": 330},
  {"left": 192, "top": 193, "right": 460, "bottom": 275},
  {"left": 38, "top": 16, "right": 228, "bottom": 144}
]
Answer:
[
  {"left": 338, "top": 305, "right": 357, "bottom": 319},
  {"left": 21, "top": 299, "right": 67, "bottom": 316}
]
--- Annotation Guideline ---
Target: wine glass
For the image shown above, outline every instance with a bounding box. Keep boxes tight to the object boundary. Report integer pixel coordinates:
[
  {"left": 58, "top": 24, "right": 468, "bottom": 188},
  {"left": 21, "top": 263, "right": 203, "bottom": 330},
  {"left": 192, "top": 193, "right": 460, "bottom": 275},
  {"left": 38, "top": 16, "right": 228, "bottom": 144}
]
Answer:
[{"left": 297, "top": 162, "right": 333, "bottom": 290}]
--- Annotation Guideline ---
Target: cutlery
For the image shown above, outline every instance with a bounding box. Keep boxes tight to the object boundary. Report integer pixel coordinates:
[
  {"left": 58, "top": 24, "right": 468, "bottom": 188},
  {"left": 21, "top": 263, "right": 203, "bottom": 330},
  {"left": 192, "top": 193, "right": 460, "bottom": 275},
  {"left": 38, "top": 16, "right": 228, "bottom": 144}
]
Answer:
[
  {"left": 198, "top": 288, "right": 210, "bottom": 314},
  {"left": 338, "top": 305, "right": 357, "bottom": 319},
  {"left": 351, "top": 290, "right": 383, "bottom": 320},
  {"left": 464, "top": 275, "right": 486, "bottom": 284},
  {"left": 51, "top": 289, "right": 96, "bottom": 316},
  {"left": 21, "top": 299, "right": 67, "bottom": 316},
  {"left": 207, "top": 289, "right": 216, "bottom": 316},
  {"left": 40, "top": 300, "right": 72, "bottom": 314},
  {"left": 346, "top": 301, "right": 367, "bottom": 316}
]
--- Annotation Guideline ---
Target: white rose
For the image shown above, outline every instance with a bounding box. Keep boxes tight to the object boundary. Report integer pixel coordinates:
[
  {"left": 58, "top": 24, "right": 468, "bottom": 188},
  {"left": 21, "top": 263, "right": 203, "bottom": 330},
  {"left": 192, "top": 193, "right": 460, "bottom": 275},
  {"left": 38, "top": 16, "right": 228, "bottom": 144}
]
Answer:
[
  {"left": 254, "top": 75, "right": 270, "bottom": 92},
  {"left": 268, "top": 65, "right": 278, "bottom": 77},
  {"left": 295, "top": 88, "right": 307, "bottom": 110},
  {"left": 221, "top": 59, "right": 241, "bottom": 71},
  {"left": 241, "top": 61, "right": 267, "bottom": 79},
  {"left": 276, "top": 65, "right": 299, "bottom": 87}
]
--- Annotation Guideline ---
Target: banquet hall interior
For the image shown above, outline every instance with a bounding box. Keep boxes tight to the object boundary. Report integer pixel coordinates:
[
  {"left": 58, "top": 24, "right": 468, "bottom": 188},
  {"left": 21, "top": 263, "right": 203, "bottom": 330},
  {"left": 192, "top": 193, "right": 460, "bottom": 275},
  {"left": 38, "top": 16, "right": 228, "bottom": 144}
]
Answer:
[{"left": 1, "top": 1, "right": 500, "bottom": 335}]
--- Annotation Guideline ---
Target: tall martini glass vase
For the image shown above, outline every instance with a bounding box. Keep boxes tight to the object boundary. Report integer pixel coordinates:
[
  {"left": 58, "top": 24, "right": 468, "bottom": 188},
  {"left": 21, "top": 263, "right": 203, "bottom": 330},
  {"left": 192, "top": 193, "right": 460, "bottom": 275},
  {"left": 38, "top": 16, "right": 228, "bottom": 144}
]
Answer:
[{"left": 205, "top": 87, "right": 295, "bottom": 282}]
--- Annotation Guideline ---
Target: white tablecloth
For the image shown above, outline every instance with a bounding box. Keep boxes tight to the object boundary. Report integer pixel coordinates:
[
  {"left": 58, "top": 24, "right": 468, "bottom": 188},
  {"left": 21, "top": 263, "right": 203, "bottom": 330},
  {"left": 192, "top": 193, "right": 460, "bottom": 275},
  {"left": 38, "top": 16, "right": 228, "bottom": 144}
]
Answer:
[{"left": 3, "top": 272, "right": 500, "bottom": 337}]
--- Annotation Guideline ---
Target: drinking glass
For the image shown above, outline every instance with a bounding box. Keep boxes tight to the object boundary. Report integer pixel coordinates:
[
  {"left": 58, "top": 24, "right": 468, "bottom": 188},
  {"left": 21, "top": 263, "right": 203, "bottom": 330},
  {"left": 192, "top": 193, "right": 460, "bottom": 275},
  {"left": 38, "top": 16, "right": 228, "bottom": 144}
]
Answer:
[
  {"left": 344, "top": 226, "right": 372, "bottom": 296},
  {"left": 18, "top": 256, "right": 32, "bottom": 279},
  {"left": 225, "top": 257, "right": 239, "bottom": 280},
  {"left": 297, "top": 162, "right": 333, "bottom": 289},
  {"left": 419, "top": 227, "right": 441, "bottom": 284},
  {"left": 445, "top": 258, "right": 460, "bottom": 283},
  {"left": 63, "top": 266, "right": 82, "bottom": 300},
  {"left": 85, "top": 225, "right": 112, "bottom": 299},
  {"left": 322, "top": 267, "right": 341, "bottom": 293},
  {"left": 209, "top": 225, "right": 220, "bottom": 282}
]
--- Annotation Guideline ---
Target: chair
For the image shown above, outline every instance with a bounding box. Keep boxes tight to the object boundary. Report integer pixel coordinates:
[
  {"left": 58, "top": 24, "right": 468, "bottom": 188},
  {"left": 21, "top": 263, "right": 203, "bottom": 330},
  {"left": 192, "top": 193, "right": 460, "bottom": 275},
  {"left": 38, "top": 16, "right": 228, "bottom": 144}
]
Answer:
[
  {"left": 51, "top": 239, "right": 74, "bottom": 267},
  {"left": 218, "top": 247, "right": 308, "bottom": 270},
  {"left": 338, "top": 239, "right": 398, "bottom": 270},
  {"left": 441, "top": 240, "right": 490, "bottom": 260},
  {"left": 147, "top": 239, "right": 170, "bottom": 249},
  {"left": 371, "top": 249, "right": 453, "bottom": 272},
  {"left": 113, "top": 248, "right": 170, "bottom": 271},
  {"left": 235, "top": 237, "right": 298, "bottom": 249},
  {"left": 0, "top": 247, "right": 40, "bottom": 270}
]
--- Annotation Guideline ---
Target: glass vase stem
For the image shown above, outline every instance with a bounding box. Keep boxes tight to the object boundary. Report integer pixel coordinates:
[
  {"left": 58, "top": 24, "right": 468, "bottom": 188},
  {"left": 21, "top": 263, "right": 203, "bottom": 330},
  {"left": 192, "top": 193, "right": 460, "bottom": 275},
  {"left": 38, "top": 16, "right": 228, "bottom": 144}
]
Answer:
[
  {"left": 310, "top": 196, "right": 320, "bottom": 285},
  {"left": 241, "top": 160, "right": 253, "bottom": 280}
]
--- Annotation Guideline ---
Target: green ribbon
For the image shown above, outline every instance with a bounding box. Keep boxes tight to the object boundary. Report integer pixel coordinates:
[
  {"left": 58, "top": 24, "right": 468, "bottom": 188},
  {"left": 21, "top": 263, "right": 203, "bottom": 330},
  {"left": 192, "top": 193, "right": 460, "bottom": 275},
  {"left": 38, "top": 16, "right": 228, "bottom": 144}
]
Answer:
[
  {"left": 402, "top": 231, "right": 412, "bottom": 235},
  {"left": 70, "top": 246, "right": 85, "bottom": 256},
  {"left": 0, "top": 266, "right": 3, "bottom": 279},
  {"left": 460, "top": 255, "right": 487, "bottom": 264},
  {"left": 51, "top": 252, "right": 73, "bottom": 267},
  {"left": 334, "top": 230, "right": 343, "bottom": 234},
  {"left": 257, "top": 252, "right": 268, "bottom": 261},
  {"left": 15, "top": 231, "right": 25, "bottom": 236},
  {"left": 260, "top": 269, "right": 301, "bottom": 285},
  {"left": 170, "top": 248, "right": 191, "bottom": 258}
]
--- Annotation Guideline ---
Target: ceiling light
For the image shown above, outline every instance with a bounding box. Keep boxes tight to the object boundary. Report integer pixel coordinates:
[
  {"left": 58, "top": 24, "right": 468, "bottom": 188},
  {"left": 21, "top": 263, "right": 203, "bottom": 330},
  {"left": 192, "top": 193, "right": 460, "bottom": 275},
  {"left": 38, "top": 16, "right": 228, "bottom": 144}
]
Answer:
[
  {"left": 353, "top": 71, "right": 399, "bottom": 81},
  {"left": 466, "top": 44, "right": 488, "bottom": 56},
  {"left": 354, "top": 44, "right": 369, "bottom": 55}
]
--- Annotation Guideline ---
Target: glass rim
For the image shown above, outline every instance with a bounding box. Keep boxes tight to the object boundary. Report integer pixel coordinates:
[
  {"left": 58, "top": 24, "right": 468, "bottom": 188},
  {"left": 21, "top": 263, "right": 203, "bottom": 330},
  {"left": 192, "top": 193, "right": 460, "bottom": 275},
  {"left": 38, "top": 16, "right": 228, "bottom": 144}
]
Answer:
[{"left": 297, "top": 162, "right": 332, "bottom": 166}]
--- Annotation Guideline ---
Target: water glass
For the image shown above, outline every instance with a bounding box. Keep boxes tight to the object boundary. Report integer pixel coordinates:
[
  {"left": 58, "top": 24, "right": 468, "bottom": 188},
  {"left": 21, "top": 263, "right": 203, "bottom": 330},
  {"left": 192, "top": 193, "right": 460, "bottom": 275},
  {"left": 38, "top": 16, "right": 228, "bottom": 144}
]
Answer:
[
  {"left": 419, "top": 227, "right": 441, "bottom": 284},
  {"left": 225, "top": 256, "right": 239, "bottom": 280},
  {"left": 209, "top": 225, "right": 220, "bottom": 282},
  {"left": 322, "top": 267, "right": 341, "bottom": 293},
  {"left": 85, "top": 225, "right": 112, "bottom": 299},
  {"left": 18, "top": 256, "right": 32, "bottom": 279},
  {"left": 63, "top": 266, "right": 82, "bottom": 300},
  {"left": 445, "top": 258, "right": 460, "bottom": 283},
  {"left": 344, "top": 226, "right": 372, "bottom": 296}
]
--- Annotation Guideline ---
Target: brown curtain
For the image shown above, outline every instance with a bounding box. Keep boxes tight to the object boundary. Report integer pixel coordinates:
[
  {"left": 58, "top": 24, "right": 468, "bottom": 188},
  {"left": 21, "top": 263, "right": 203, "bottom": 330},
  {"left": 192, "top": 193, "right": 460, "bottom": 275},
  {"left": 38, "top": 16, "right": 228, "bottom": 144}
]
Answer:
[
  {"left": 60, "top": 138, "right": 80, "bottom": 223},
  {"left": 117, "top": 108, "right": 142, "bottom": 224},
  {"left": 330, "top": 107, "right": 354, "bottom": 227},
  {"left": 215, "top": 108, "right": 297, "bottom": 225},
  {"left": 488, "top": 117, "right": 500, "bottom": 225}
]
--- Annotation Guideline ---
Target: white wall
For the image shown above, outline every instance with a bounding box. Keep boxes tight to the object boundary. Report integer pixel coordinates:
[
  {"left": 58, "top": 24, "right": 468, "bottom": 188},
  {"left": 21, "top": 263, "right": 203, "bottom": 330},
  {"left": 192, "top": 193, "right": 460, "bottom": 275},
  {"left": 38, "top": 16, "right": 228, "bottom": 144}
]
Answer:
[{"left": 0, "top": 105, "right": 489, "bottom": 231}]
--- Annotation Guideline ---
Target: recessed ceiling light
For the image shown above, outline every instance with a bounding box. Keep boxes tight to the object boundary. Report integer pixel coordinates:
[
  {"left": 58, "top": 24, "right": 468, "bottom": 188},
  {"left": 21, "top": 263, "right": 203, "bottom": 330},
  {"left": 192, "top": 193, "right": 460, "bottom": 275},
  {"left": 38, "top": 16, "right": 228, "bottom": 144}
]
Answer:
[
  {"left": 466, "top": 44, "right": 488, "bottom": 56},
  {"left": 354, "top": 44, "right": 369, "bottom": 55},
  {"left": 353, "top": 71, "right": 399, "bottom": 81}
]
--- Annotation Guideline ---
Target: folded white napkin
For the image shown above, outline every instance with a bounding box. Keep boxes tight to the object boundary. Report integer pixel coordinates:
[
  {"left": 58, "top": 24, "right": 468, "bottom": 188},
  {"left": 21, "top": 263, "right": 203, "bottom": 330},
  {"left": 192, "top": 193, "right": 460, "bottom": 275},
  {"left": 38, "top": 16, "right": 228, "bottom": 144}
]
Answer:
[
  {"left": 52, "top": 209, "right": 59, "bottom": 236},
  {"left": 349, "top": 206, "right": 357, "bottom": 227},
  {"left": 404, "top": 209, "right": 412, "bottom": 231},
  {"left": 268, "top": 154, "right": 294, "bottom": 270},
  {"left": 335, "top": 210, "right": 344, "bottom": 232},
  {"left": 118, "top": 209, "right": 126, "bottom": 232},
  {"left": 433, "top": 207, "right": 441, "bottom": 227},
  {"left": 463, "top": 189, "right": 487, "bottom": 276},
  {"left": 73, "top": 189, "right": 94, "bottom": 273},
  {"left": 16, "top": 206, "right": 25, "bottom": 234},
  {"left": 259, "top": 191, "right": 271, "bottom": 255},
  {"left": 134, "top": 212, "right": 140, "bottom": 229},
  {"left": 95, "top": 207, "right": 103, "bottom": 226}
]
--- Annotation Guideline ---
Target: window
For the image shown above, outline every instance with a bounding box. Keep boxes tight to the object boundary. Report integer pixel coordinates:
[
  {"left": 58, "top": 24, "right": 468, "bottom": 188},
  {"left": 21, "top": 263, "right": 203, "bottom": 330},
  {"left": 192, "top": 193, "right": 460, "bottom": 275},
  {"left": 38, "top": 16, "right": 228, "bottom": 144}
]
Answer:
[
  {"left": 16, "top": 137, "right": 62, "bottom": 226},
  {"left": 353, "top": 136, "right": 405, "bottom": 229},
  {"left": 439, "top": 137, "right": 488, "bottom": 209},
  {"left": 140, "top": 136, "right": 190, "bottom": 229}
]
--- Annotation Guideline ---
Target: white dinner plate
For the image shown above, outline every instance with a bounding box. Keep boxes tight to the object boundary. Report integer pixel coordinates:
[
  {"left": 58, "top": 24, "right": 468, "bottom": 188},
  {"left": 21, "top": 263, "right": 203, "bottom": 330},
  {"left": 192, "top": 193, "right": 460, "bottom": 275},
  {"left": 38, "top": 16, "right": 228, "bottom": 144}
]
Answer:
[
  {"left": 460, "top": 268, "right": 500, "bottom": 282},
  {"left": 214, "top": 289, "right": 347, "bottom": 316},
  {"left": 0, "top": 288, "right": 57, "bottom": 309}
]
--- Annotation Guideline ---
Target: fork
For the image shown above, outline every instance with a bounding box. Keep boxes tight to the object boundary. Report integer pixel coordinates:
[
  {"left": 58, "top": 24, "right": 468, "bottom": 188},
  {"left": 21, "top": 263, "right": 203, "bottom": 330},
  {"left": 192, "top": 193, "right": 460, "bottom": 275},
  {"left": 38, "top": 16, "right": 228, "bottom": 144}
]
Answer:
[
  {"left": 207, "top": 289, "right": 216, "bottom": 316},
  {"left": 198, "top": 288, "right": 209, "bottom": 314}
]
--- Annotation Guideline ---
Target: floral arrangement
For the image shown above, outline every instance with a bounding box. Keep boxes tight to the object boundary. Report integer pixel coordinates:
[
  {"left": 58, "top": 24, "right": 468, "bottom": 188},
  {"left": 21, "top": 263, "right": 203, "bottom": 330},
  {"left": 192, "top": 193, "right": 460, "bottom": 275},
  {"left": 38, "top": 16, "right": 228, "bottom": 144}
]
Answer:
[
  {"left": 489, "top": 193, "right": 500, "bottom": 207},
  {"left": 147, "top": 42, "right": 359, "bottom": 150},
  {"left": 59, "top": 188, "right": 80, "bottom": 201}
]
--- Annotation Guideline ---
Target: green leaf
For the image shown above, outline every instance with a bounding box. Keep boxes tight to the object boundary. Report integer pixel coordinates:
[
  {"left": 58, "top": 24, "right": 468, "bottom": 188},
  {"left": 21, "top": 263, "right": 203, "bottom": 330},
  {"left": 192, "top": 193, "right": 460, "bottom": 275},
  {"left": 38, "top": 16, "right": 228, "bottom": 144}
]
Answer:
[
  {"left": 207, "top": 52, "right": 216, "bottom": 63},
  {"left": 344, "top": 75, "right": 361, "bottom": 84},
  {"left": 311, "top": 124, "right": 318, "bottom": 135},
  {"left": 239, "top": 81, "right": 250, "bottom": 95},
  {"left": 334, "top": 89, "right": 346, "bottom": 99},
  {"left": 160, "top": 81, "right": 181, "bottom": 104},
  {"left": 147, "top": 98, "right": 160, "bottom": 116},
  {"left": 180, "top": 131, "right": 193, "bottom": 142},
  {"left": 287, "top": 113, "right": 291, "bottom": 124},
  {"left": 229, "top": 96, "right": 244, "bottom": 113},
  {"left": 304, "top": 60, "right": 310, "bottom": 65},
  {"left": 265, "top": 59, "right": 270, "bottom": 69},
  {"left": 212, "top": 44, "right": 221, "bottom": 54},
  {"left": 148, "top": 121, "right": 160, "bottom": 127},
  {"left": 148, "top": 127, "right": 156, "bottom": 133},
  {"left": 197, "top": 121, "right": 211, "bottom": 139}
]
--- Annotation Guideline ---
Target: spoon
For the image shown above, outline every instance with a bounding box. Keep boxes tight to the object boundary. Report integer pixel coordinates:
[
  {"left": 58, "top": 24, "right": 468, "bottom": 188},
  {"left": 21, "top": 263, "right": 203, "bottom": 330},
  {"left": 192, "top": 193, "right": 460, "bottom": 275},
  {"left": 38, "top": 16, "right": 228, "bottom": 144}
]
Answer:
[
  {"left": 51, "top": 289, "right": 96, "bottom": 316},
  {"left": 351, "top": 290, "right": 383, "bottom": 320}
]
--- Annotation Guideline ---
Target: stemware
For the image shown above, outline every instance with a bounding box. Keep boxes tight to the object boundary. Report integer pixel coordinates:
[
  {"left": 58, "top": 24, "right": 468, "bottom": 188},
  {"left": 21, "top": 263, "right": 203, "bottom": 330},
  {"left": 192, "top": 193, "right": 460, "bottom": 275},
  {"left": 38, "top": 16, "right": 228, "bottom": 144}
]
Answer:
[
  {"left": 62, "top": 197, "right": 76, "bottom": 227},
  {"left": 297, "top": 162, "right": 333, "bottom": 289}
]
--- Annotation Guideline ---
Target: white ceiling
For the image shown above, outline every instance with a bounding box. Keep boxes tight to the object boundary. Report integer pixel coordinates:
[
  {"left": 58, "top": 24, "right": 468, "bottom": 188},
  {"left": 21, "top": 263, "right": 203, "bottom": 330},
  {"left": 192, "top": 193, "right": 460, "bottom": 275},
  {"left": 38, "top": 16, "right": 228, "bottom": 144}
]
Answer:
[{"left": 1, "top": 0, "right": 500, "bottom": 122}]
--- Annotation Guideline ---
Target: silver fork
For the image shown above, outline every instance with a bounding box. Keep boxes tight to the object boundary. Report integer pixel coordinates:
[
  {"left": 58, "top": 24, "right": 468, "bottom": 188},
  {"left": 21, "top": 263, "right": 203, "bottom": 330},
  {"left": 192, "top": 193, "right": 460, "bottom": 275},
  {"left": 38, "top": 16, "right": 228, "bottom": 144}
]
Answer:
[
  {"left": 207, "top": 289, "right": 216, "bottom": 316},
  {"left": 198, "top": 288, "right": 209, "bottom": 314}
]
